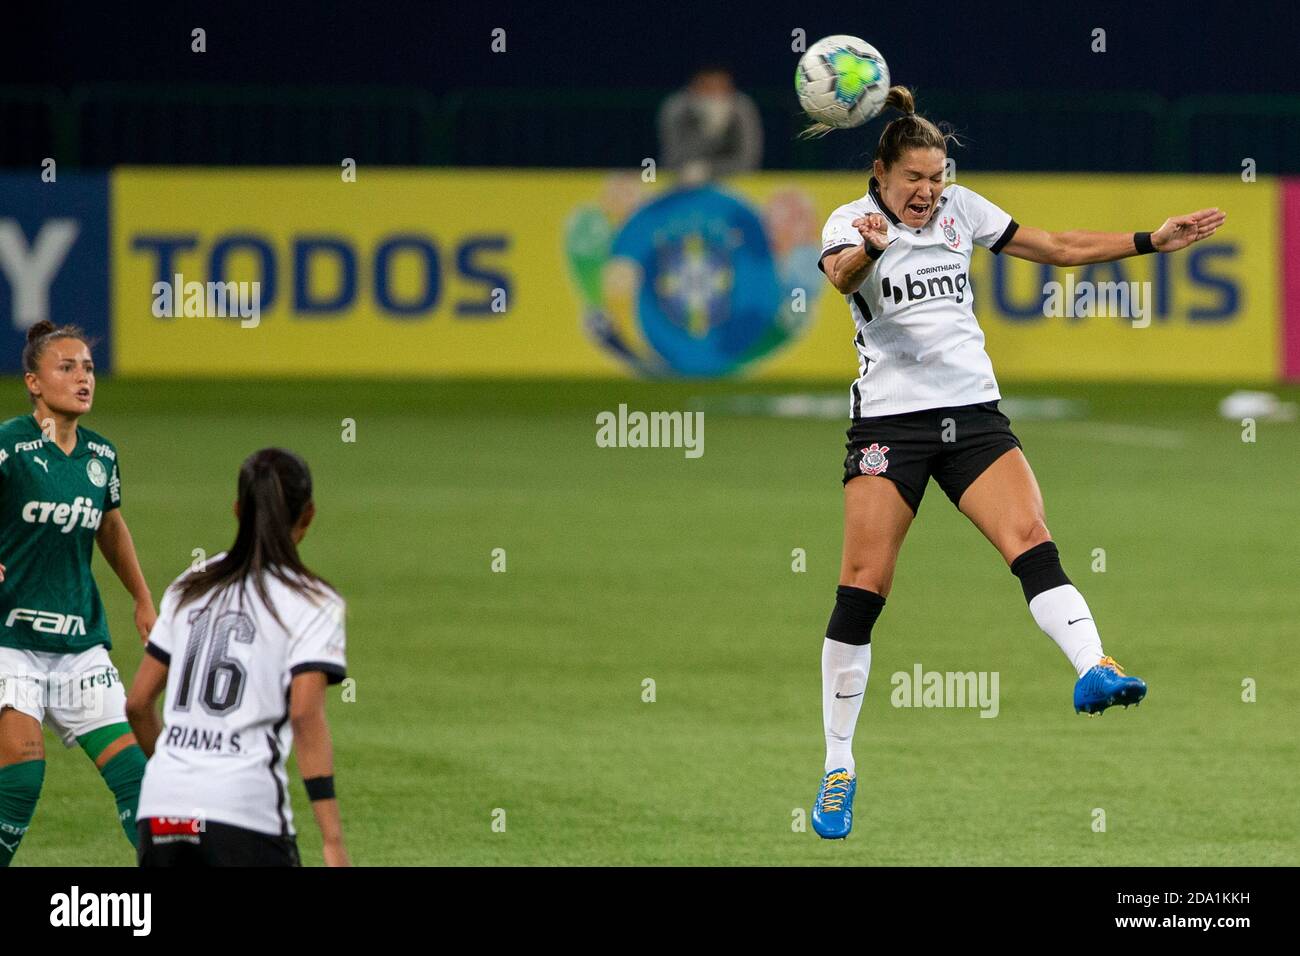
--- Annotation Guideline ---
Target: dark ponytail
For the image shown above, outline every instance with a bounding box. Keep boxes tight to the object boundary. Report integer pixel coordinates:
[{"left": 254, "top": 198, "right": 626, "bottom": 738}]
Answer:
[
  {"left": 874, "top": 85, "right": 960, "bottom": 169},
  {"left": 175, "top": 448, "right": 331, "bottom": 625},
  {"left": 883, "top": 85, "right": 916, "bottom": 116}
]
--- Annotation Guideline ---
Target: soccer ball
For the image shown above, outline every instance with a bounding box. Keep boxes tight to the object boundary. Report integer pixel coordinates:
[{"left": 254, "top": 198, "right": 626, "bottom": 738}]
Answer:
[{"left": 795, "top": 35, "right": 890, "bottom": 129}]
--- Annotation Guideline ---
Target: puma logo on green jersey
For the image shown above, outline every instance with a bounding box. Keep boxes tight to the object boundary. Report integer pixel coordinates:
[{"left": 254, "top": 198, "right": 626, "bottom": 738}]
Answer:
[{"left": 20, "top": 496, "right": 104, "bottom": 533}]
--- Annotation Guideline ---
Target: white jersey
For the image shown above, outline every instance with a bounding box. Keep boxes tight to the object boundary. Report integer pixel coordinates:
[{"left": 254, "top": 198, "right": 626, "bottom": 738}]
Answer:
[
  {"left": 137, "top": 559, "right": 347, "bottom": 837},
  {"left": 820, "top": 178, "right": 1019, "bottom": 418}
]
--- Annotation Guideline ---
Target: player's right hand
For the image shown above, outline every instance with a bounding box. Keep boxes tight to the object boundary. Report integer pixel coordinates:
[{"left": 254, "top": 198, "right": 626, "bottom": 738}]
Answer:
[
  {"left": 852, "top": 213, "right": 890, "bottom": 250},
  {"left": 0, "top": 563, "right": 6, "bottom": 583}
]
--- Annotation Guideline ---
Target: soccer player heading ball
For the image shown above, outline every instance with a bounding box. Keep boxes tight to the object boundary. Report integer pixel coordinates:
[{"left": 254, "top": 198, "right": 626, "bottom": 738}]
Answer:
[
  {"left": 0, "top": 321, "right": 156, "bottom": 866},
  {"left": 811, "top": 86, "right": 1225, "bottom": 840}
]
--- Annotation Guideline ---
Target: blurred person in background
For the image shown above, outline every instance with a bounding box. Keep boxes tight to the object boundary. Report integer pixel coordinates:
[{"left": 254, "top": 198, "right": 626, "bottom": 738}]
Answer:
[{"left": 658, "top": 66, "right": 763, "bottom": 182}]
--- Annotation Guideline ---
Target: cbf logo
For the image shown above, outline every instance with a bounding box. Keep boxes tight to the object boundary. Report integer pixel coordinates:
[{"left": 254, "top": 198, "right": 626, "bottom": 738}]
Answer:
[
  {"left": 566, "top": 179, "right": 824, "bottom": 376},
  {"left": 858, "top": 443, "right": 890, "bottom": 476}
]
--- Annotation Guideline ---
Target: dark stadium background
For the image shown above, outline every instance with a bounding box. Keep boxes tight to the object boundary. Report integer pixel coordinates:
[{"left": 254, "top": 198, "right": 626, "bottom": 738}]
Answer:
[{"left": 4, "top": 0, "right": 1299, "bottom": 172}]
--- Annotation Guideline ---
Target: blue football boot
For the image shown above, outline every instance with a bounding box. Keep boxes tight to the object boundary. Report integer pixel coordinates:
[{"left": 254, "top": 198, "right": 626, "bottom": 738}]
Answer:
[
  {"left": 1074, "top": 656, "right": 1147, "bottom": 715},
  {"left": 812, "top": 768, "right": 857, "bottom": 839}
]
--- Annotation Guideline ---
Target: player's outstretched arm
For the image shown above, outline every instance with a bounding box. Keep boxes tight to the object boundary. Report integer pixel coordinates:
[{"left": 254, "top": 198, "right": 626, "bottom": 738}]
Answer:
[
  {"left": 1002, "top": 208, "right": 1226, "bottom": 266},
  {"left": 291, "top": 670, "right": 350, "bottom": 867},
  {"left": 96, "top": 509, "right": 157, "bottom": 641}
]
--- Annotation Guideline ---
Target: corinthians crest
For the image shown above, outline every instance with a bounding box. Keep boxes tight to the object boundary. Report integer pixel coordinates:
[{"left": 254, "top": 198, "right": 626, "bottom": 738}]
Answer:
[
  {"left": 858, "top": 443, "right": 890, "bottom": 476},
  {"left": 941, "top": 216, "right": 960, "bottom": 249}
]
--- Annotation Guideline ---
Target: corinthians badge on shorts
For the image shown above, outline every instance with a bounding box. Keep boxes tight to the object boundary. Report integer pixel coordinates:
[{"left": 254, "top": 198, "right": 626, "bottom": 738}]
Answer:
[
  {"left": 941, "top": 216, "right": 960, "bottom": 249},
  {"left": 858, "top": 443, "right": 890, "bottom": 476}
]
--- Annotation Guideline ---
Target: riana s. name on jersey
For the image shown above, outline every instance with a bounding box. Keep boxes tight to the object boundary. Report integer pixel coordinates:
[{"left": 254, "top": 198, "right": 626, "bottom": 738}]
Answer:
[
  {"left": 0, "top": 414, "right": 122, "bottom": 653},
  {"left": 819, "top": 178, "right": 1020, "bottom": 418},
  {"left": 137, "top": 562, "right": 347, "bottom": 837}
]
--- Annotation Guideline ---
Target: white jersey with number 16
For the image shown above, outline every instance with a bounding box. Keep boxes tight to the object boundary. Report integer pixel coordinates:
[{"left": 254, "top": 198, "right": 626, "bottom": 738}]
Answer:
[{"left": 137, "top": 559, "right": 347, "bottom": 837}]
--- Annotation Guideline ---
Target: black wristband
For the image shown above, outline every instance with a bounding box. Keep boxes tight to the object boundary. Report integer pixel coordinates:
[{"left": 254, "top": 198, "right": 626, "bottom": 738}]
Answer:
[
  {"left": 304, "top": 775, "right": 336, "bottom": 801},
  {"left": 1133, "top": 231, "right": 1156, "bottom": 255},
  {"left": 865, "top": 243, "right": 884, "bottom": 261}
]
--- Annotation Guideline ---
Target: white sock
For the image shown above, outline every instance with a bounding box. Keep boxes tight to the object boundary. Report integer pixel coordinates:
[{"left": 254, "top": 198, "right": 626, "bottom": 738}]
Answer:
[
  {"left": 1028, "top": 584, "right": 1105, "bottom": 677},
  {"left": 822, "top": 638, "right": 871, "bottom": 774}
]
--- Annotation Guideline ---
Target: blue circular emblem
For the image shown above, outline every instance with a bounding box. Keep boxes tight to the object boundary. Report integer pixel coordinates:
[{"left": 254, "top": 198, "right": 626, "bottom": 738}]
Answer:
[{"left": 608, "top": 186, "right": 782, "bottom": 376}]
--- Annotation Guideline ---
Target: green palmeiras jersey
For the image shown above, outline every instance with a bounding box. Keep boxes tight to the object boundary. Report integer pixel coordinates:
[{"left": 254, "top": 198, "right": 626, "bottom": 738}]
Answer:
[{"left": 0, "top": 413, "right": 122, "bottom": 653}]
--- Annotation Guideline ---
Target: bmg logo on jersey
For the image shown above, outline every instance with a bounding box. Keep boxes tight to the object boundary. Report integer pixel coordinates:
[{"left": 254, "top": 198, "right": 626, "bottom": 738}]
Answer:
[
  {"left": 881, "top": 264, "right": 968, "bottom": 306},
  {"left": 21, "top": 496, "right": 104, "bottom": 533}
]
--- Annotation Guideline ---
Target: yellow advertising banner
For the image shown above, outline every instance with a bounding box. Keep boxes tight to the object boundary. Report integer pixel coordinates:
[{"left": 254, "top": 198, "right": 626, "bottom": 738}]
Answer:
[{"left": 112, "top": 169, "right": 1276, "bottom": 380}]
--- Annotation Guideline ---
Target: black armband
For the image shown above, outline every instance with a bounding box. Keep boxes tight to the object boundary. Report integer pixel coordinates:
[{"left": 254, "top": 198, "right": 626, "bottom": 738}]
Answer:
[
  {"left": 1133, "top": 231, "right": 1156, "bottom": 255},
  {"left": 865, "top": 243, "right": 884, "bottom": 261},
  {"left": 304, "top": 775, "right": 336, "bottom": 801}
]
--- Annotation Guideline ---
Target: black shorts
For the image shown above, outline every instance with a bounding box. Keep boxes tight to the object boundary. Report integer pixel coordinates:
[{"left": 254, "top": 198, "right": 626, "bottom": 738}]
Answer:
[
  {"left": 841, "top": 401, "right": 1022, "bottom": 513},
  {"left": 138, "top": 817, "right": 301, "bottom": 867}
]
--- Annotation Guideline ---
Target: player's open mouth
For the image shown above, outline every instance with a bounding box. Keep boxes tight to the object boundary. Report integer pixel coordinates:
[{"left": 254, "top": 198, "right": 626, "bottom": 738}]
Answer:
[
  {"left": 908, "top": 203, "right": 930, "bottom": 215},
  {"left": 76, "top": 389, "right": 91, "bottom": 400}
]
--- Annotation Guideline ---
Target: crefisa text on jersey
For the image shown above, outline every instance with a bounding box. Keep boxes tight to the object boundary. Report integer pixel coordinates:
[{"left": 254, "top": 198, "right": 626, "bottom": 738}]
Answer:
[
  {"left": 49, "top": 886, "right": 151, "bottom": 936},
  {"left": 21, "top": 496, "right": 105, "bottom": 533},
  {"left": 162, "top": 722, "right": 243, "bottom": 754}
]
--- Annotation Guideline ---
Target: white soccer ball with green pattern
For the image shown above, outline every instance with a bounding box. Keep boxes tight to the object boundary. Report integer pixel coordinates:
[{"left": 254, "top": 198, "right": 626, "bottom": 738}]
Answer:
[{"left": 795, "top": 35, "right": 890, "bottom": 129}]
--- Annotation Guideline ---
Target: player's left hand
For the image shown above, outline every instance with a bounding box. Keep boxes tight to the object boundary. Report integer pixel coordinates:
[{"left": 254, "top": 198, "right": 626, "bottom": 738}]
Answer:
[
  {"left": 1152, "top": 208, "right": 1226, "bottom": 252},
  {"left": 135, "top": 599, "right": 157, "bottom": 642}
]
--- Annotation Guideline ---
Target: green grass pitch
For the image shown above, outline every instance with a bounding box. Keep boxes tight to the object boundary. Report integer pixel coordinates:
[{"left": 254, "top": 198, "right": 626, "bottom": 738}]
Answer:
[{"left": 8, "top": 377, "right": 1298, "bottom": 866}]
